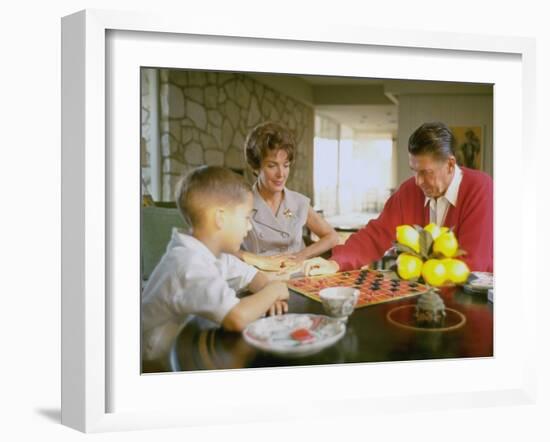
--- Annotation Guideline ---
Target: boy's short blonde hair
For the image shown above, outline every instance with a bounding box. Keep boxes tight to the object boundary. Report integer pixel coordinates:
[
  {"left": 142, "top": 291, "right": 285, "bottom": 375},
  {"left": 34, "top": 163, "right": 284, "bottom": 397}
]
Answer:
[{"left": 175, "top": 166, "right": 251, "bottom": 227}]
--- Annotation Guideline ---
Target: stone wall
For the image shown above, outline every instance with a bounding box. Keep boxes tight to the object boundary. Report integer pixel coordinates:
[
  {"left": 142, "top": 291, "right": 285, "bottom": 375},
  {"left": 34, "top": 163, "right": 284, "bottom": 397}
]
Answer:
[
  {"left": 140, "top": 69, "right": 153, "bottom": 191},
  {"left": 141, "top": 69, "right": 315, "bottom": 202}
]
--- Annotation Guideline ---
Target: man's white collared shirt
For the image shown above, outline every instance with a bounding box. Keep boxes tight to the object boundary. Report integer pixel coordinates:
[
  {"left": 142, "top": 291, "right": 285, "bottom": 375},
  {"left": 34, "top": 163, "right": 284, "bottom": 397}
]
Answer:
[{"left": 424, "top": 165, "right": 463, "bottom": 226}]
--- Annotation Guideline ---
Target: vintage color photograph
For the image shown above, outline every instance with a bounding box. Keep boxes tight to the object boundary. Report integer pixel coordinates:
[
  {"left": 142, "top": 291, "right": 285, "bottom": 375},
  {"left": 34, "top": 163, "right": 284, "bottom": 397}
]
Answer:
[{"left": 140, "top": 69, "right": 494, "bottom": 373}]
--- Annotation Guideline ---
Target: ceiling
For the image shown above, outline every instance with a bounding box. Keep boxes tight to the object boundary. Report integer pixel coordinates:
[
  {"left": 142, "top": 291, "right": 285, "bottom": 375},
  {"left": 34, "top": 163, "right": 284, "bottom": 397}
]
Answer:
[
  {"left": 294, "top": 75, "right": 388, "bottom": 86},
  {"left": 316, "top": 104, "right": 397, "bottom": 134},
  {"left": 252, "top": 73, "right": 491, "bottom": 134},
  {"left": 293, "top": 75, "right": 491, "bottom": 134},
  {"left": 296, "top": 75, "right": 397, "bottom": 134}
]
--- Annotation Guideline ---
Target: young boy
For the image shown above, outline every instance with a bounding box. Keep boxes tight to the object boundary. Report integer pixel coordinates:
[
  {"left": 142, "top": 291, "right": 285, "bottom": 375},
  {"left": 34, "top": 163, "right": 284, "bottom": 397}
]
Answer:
[{"left": 141, "top": 166, "right": 289, "bottom": 363}]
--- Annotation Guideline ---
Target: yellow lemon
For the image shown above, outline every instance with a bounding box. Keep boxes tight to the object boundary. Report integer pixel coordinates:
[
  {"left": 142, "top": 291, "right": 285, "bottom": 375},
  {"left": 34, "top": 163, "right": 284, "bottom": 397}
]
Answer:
[
  {"left": 433, "top": 231, "right": 458, "bottom": 258},
  {"left": 421, "top": 259, "right": 448, "bottom": 286},
  {"left": 442, "top": 258, "right": 470, "bottom": 284},
  {"left": 423, "top": 223, "right": 449, "bottom": 241},
  {"left": 397, "top": 253, "right": 423, "bottom": 280},
  {"left": 396, "top": 225, "right": 420, "bottom": 253}
]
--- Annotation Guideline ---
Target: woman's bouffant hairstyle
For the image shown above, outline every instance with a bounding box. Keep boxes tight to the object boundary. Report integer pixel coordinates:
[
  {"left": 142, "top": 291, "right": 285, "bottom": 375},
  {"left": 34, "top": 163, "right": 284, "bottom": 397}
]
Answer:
[
  {"left": 175, "top": 166, "right": 251, "bottom": 227},
  {"left": 244, "top": 122, "right": 296, "bottom": 175},
  {"left": 408, "top": 122, "right": 455, "bottom": 161}
]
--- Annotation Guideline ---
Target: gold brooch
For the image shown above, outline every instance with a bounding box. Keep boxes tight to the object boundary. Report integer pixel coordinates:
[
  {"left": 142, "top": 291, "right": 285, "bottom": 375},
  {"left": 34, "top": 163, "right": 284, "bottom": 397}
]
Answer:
[{"left": 283, "top": 208, "right": 294, "bottom": 218}]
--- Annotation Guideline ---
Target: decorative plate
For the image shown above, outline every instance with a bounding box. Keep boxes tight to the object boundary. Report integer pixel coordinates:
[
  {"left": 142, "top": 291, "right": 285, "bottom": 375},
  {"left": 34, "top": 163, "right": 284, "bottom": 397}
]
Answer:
[{"left": 242, "top": 314, "right": 345, "bottom": 357}]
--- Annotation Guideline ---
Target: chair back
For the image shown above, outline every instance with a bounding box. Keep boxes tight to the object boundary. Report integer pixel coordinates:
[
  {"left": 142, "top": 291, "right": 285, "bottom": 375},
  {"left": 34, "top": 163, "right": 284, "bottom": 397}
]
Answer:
[{"left": 141, "top": 206, "right": 189, "bottom": 280}]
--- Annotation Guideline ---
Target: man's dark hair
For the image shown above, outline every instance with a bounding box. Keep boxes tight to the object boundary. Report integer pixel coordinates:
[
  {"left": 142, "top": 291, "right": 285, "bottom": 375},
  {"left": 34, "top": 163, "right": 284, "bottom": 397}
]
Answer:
[{"left": 408, "top": 122, "right": 455, "bottom": 161}]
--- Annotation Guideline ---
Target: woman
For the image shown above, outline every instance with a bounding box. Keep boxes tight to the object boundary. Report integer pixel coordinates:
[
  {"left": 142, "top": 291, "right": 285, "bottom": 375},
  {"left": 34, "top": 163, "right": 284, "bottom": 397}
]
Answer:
[{"left": 240, "top": 121, "right": 339, "bottom": 273}]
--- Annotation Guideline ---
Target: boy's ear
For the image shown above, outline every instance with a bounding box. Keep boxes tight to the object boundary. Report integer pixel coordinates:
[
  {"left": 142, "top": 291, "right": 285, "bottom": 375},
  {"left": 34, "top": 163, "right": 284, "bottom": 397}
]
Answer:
[{"left": 214, "top": 208, "right": 225, "bottom": 230}]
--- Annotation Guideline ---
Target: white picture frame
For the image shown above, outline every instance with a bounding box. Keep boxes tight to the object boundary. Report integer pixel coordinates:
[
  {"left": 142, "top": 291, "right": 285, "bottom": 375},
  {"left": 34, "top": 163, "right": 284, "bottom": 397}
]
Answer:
[{"left": 61, "top": 9, "right": 537, "bottom": 433}]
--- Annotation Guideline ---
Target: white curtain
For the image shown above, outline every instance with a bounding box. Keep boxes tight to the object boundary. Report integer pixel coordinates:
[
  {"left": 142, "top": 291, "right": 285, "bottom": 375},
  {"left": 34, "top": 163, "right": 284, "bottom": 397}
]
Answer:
[
  {"left": 314, "top": 115, "right": 393, "bottom": 217},
  {"left": 348, "top": 135, "right": 393, "bottom": 213},
  {"left": 313, "top": 115, "right": 340, "bottom": 216}
]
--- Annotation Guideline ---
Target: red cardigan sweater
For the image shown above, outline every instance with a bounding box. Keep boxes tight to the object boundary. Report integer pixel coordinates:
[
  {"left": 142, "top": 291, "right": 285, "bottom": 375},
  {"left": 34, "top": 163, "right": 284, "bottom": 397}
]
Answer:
[{"left": 331, "top": 167, "right": 493, "bottom": 272}]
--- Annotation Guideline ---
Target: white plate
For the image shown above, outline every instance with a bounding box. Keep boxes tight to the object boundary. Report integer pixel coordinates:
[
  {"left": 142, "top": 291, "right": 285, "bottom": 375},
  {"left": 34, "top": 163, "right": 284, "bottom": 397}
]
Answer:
[
  {"left": 464, "top": 271, "right": 493, "bottom": 292},
  {"left": 242, "top": 314, "right": 346, "bottom": 358}
]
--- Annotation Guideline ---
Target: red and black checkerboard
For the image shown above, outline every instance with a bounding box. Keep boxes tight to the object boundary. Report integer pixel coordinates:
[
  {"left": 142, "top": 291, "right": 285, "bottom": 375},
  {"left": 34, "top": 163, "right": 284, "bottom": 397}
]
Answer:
[{"left": 288, "top": 269, "right": 429, "bottom": 308}]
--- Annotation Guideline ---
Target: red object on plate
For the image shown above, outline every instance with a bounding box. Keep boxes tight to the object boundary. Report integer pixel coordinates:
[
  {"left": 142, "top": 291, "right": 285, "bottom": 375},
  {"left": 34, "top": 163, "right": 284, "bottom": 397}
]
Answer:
[{"left": 291, "top": 328, "right": 314, "bottom": 342}]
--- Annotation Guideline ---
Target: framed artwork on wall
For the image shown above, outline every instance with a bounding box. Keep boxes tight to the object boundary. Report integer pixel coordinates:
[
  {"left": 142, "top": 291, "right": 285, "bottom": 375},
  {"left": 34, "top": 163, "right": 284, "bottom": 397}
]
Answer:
[
  {"left": 451, "top": 126, "right": 484, "bottom": 170},
  {"left": 61, "top": 9, "right": 537, "bottom": 433}
]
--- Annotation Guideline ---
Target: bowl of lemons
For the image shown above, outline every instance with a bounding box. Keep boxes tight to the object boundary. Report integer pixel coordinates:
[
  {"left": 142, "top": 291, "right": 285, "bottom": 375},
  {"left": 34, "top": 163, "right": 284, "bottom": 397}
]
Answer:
[{"left": 393, "top": 223, "right": 470, "bottom": 288}]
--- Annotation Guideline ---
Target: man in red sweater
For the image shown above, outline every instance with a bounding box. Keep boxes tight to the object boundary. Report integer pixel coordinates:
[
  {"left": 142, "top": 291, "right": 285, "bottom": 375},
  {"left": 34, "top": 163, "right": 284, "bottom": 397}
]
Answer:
[{"left": 305, "top": 122, "right": 493, "bottom": 275}]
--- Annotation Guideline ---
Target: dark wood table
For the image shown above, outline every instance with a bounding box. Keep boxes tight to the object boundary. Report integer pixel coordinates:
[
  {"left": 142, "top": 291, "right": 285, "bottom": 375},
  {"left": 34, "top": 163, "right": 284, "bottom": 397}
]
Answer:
[{"left": 165, "top": 285, "right": 493, "bottom": 372}]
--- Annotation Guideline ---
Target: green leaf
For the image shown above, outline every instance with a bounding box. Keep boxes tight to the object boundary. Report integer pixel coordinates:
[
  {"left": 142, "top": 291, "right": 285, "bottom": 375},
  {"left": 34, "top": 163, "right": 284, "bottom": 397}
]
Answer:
[
  {"left": 386, "top": 244, "right": 399, "bottom": 257},
  {"left": 453, "top": 249, "right": 468, "bottom": 257},
  {"left": 418, "top": 229, "right": 434, "bottom": 259},
  {"left": 395, "top": 243, "right": 422, "bottom": 258}
]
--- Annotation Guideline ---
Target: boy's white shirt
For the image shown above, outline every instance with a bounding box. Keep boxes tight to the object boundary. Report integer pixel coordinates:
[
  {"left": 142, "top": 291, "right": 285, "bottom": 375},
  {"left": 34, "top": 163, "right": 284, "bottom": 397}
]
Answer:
[{"left": 141, "top": 228, "right": 258, "bottom": 361}]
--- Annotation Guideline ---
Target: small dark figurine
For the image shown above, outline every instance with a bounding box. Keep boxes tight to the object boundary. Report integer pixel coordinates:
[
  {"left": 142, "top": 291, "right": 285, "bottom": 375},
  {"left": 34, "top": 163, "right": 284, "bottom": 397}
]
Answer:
[{"left": 415, "top": 289, "right": 446, "bottom": 326}]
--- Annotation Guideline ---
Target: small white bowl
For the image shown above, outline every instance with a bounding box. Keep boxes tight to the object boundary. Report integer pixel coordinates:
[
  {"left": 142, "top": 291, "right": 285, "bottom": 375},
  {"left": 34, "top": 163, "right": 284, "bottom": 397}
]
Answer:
[{"left": 319, "top": 287, "right": 359, "bottom": 321}]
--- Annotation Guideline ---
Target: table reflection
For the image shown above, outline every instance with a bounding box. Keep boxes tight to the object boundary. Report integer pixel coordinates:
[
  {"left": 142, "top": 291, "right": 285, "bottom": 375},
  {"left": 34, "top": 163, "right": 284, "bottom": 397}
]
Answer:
[{"left": 144, "top": 286, "right": 493, "bottom": 373}]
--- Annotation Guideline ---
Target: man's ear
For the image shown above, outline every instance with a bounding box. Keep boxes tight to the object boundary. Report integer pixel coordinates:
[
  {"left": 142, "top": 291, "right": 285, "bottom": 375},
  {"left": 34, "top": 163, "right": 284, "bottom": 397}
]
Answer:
[
  {"left": 447, "top": 155, "right": 457, "bottom": 170},
  {"left": 214, "top": 208, "right": 225, "bottom": 230}
]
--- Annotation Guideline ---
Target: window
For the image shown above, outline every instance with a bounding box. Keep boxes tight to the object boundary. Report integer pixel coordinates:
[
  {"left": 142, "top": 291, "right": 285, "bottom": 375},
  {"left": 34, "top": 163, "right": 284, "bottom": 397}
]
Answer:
[{"left": 314, "top": 114, "right": 393, "bottom": 221}]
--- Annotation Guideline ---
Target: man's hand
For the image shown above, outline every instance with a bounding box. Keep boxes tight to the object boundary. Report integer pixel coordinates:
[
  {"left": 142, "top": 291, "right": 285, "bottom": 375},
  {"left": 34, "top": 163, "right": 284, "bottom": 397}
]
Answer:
[{"left": 302, "top": 257, "right": 340, "bottom": 276}]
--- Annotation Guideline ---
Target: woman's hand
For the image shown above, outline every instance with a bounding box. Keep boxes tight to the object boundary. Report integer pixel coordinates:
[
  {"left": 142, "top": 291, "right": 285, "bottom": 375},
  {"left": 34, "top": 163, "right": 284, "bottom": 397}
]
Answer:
[
  {"left": 244, "top": 252, "right": 303, "bottom": 273},
  {"left": 302, "top": 257, "right": 340, "bottom": 276},
  {"left": 242, "top": 253, "right": 284, "bottom": 271},
  {"left": 270, "top": 253, "right": 304, "bottom": 271}
]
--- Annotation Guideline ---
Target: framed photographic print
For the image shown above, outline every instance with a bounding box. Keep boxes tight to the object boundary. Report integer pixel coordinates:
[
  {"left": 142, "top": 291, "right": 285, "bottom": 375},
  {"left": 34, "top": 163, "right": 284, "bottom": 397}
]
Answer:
[
  {"left": 61, "top": 9, "right": 537, "bottom": 433},
  {"left": 139, "top": 67, "right": 495, "bottom": 375}
]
